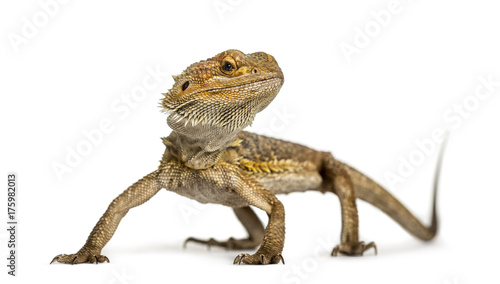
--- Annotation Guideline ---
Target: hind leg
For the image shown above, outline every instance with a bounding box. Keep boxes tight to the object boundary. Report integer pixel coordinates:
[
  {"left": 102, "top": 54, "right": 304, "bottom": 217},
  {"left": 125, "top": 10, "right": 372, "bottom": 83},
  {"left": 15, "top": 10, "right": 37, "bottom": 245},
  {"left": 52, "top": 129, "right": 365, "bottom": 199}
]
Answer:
[
  {"left": 322, "top": 154, "right": 377, "bottom": 256},
  {"left": 184, "top": 206, "right": 265, "bottom": 250}
]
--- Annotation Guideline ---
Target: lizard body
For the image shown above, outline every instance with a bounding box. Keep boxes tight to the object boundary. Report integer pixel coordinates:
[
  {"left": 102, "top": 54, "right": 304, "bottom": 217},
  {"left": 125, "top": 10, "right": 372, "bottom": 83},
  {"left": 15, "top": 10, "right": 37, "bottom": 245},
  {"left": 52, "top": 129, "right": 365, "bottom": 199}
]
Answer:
[{"left": 52, "top": 49, "right": 441, "bottom": 265}]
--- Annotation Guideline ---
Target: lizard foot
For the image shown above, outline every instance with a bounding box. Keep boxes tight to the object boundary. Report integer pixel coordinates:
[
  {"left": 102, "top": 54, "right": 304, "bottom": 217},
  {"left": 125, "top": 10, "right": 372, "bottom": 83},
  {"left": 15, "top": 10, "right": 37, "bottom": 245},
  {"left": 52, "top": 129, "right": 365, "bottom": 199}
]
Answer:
[
  {"left": 331, "top": 241, "right": 377, "bottom": 256},
  {"left": 233, "top": 252, "right": 284, "bottom": 265},
  {"left": 183, "top": 237, "right": 260, "bottom": 250},
  {"left": 50, "top": 250, "right": 110, "bottom": 265}
]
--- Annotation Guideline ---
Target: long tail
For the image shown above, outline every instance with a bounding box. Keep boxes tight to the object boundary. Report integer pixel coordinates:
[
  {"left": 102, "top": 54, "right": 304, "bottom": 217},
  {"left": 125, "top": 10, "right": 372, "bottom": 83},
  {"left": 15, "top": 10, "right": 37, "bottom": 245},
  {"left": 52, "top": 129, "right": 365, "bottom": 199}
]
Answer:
[{"left": 343, "top": 134, "right": 448, "bottom": 241}]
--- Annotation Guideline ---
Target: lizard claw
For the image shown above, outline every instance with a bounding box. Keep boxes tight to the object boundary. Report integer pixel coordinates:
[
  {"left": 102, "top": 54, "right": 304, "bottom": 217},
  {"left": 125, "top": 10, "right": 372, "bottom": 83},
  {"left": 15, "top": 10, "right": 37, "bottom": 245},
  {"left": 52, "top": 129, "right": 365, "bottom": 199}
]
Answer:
[
  {"left": 183, "top": 237, "right": 220, "bottom": 250},
  {"left": 50, "top": 250, "right": 110, "bottom": 265},
  {"left": 233, "top": 252, "right": 285, "bottom": 265},
  {"left": 233, "top": 253, "right": 248, "bottom": 264},
  {"left": 183, "top": 236, "right": 260, "bottom": 250},
  {"left": 50, "top": 254, "right": 62, "bottom": 264},
  {"left": 331, "top": 241, "right": 377, "bottom": 256}
]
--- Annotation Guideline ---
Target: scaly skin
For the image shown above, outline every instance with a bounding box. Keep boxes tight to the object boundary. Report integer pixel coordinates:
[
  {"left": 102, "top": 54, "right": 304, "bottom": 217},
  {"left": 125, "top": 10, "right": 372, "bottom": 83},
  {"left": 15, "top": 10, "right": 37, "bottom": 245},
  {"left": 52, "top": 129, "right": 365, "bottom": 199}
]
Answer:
[{"left": 52, "top": 49, "right": 442, "bottom": 265}]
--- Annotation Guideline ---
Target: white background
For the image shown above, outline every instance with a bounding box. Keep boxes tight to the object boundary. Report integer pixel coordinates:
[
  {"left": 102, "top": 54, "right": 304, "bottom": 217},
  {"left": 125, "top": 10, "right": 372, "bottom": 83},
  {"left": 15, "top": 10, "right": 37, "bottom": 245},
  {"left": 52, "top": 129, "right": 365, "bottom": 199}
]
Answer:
[{"left": 1, "top": 0, "right": 499, "bottom": 283}]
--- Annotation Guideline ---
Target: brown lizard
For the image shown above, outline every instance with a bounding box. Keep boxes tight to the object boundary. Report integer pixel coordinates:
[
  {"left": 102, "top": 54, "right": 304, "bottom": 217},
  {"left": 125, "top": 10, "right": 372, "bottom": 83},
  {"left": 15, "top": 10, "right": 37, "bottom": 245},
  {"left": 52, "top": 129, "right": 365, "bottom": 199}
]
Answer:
[{"left": 51, "top": 49, "right": 444, "bottom": 265}]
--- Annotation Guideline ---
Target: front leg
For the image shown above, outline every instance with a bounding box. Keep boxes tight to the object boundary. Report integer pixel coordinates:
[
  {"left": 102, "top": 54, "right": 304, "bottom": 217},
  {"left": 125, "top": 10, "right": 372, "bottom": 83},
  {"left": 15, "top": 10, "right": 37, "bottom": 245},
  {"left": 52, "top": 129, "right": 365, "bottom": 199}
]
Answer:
[
  {"left": 230, "top": 172, "right": 285, "bottom": 265},
  {"left": 51, "top": 171, "right": 162, "bottom": 264}
]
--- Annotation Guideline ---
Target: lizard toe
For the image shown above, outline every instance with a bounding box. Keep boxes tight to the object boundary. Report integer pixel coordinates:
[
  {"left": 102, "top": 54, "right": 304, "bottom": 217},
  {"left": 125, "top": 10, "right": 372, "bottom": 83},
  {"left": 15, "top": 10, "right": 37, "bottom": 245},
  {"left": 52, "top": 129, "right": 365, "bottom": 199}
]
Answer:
[
  {"left": 50, "top": 250, "right": 110, "bottom": 265},
  {"left": 331, "top": 241, "right": 377, "bottom": 256}
]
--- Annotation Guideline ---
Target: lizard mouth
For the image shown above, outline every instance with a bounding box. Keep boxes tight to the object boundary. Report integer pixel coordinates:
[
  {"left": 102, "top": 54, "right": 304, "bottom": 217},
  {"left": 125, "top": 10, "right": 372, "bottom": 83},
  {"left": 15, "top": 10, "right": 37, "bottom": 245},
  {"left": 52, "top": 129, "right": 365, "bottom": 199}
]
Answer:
[{"left": 184, "top": 76, "right": 284, "bottom": 100}]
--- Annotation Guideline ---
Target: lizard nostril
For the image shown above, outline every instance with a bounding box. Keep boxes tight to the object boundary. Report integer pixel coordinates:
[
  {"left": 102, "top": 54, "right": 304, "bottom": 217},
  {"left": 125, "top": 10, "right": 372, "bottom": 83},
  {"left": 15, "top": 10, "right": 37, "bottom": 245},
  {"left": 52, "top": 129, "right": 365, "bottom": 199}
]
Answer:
[{"left": 252, "top": 68, "right": 260, "bottom": 75}]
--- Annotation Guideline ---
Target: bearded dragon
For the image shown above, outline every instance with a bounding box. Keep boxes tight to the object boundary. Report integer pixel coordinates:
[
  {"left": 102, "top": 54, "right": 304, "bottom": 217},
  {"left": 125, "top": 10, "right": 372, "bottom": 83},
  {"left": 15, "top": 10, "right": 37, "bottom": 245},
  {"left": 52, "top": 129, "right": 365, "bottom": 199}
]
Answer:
[{"left": 51, "top": 49, "right": 444, "bottom": 265}]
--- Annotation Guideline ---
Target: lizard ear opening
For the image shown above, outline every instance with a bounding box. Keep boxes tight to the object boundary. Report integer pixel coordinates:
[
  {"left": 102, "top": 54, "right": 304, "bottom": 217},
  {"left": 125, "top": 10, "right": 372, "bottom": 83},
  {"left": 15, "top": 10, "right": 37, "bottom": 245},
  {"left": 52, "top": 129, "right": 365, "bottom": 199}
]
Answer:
[{"left": 181, "top": 81, "right": 190, "bottom": 91}]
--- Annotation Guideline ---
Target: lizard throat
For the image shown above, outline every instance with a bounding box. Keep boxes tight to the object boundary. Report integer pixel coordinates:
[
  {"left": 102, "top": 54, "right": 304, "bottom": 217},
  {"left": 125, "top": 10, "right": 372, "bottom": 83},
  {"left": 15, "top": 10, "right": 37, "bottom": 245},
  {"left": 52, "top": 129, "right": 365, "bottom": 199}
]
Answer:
[{"left": 162, "top": 121, "right": 242, "bottom": 169}]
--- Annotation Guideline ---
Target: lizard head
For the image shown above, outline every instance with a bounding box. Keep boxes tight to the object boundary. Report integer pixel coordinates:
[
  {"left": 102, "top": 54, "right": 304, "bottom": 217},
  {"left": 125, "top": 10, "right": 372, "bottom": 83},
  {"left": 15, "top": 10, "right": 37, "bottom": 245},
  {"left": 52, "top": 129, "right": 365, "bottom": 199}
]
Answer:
[{"left": 162, "top": 49, "right": 284, "bottom": 134}]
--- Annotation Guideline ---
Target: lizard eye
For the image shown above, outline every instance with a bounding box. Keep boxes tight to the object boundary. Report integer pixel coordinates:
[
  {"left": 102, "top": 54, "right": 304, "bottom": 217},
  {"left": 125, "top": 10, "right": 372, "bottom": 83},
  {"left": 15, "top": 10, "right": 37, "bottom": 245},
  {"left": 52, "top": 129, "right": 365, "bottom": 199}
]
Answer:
[
  {"left": 181, "top": 81, "right": 189, "bottom": 91},
  {"left": 221, "top": 61, "right": 235, "bottom": 73}
]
